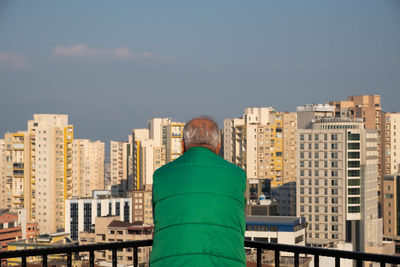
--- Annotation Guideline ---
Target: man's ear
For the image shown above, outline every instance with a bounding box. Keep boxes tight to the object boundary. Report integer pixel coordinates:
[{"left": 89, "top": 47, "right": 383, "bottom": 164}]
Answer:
[
  {"left": 181, "top": 139, "right": 186, "bottom": 153},
  {"left": 215, "top": 142, "right": 221, "bottom": 154}
]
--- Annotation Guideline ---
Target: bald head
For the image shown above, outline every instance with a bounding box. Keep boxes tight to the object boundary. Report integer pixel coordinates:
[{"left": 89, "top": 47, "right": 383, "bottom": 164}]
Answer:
[{"left": 182, "top": 117, "right": 221, "bottom": 154}]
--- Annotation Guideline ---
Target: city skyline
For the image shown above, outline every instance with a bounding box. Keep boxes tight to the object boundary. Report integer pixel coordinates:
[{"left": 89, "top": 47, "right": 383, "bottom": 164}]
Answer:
[{"left": 1, "top": 1, "right": 399, "bottom": 144}]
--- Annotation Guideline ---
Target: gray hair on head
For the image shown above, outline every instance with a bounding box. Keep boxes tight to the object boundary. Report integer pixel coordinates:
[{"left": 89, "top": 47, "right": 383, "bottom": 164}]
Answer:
[{"left": 183, "top": 116, "right": 220, "bottom": 150}]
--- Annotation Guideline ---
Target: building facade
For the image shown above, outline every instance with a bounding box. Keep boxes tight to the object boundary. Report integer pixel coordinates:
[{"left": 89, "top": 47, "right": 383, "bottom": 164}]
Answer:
[
  {"left": 79, "top": 216, "right": 153, "bottom": 266},
  {"left": 71, "top": 139, "right": 105, "bottom": 198},
  {"left": 110, "top": 140, "right": 130, "bottom": 196},
  {"left": 65, "top": 193, "right": 132, "bottom": 241},
  {"left": 224, "top": 108, "right": 297, "bottom": 188},
  {"left": 296, "top": 118, "right": 381, "bottom": 251},
  {"left": 382, "top": 174, "right": 400, "bottom": 254}
]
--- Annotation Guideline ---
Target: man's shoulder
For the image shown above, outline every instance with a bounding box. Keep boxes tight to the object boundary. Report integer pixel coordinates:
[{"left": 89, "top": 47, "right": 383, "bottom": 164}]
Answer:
[{"left": 154, "top": 153, "right": 245, "bottom": 178}]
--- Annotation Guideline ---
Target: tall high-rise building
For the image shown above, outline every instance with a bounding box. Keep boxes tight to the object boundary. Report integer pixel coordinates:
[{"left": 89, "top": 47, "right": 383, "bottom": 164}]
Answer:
[
  {"left": 0, "top": 132, "right": 30, "bottom": 212},
  {"left": 131, "top": 118, "right": 183, "bottom": 191},
  {"left": 131, "top": 129, "right": 154, "bottom": 190},
  {"left": 27, "top": 114, "right": 73, "bottom": 233},
  {"left": 110, "top": 141, "right": 129, "bottom": 196},
  {"left": 328, "top": 95, "right": 384, "bottom": 208},
  {"left": 224, "top": 108, "right": 297, "bottom": 188},
  {"left": 166, "top": 122, "right": 184, "bottom": 162},
  {"left": 282, "top": 112, "right": 297, "bottom": 184},
  {"left": 71, "top": 139, "right": 105, "bottom": 198},
  {"left": 380, "top": 112, "right": 400, "bottom": 177},
  {"left": 382, "top": 174, "right": 400, "bottom": 254},
  {"left": 296, "top": 117, "right": 381, "bottom": 251}
]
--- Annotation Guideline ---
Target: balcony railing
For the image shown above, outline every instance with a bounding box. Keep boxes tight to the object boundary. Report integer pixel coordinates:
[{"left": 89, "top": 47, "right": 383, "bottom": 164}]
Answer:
[{"left": 0, "top": 240, "right": 399, "bottom": 267}]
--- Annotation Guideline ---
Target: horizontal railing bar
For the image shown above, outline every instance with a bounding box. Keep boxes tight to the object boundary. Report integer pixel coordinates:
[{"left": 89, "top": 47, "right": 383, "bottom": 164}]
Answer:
[
  {"left": 0, "top": 239, "right": 153, "bottom": 258},
  {"left": 0, "top": 239, "right": 398, "bottom": 266},
  {"left": 244, "top": 241, "right": 400, "bottom": 265}
]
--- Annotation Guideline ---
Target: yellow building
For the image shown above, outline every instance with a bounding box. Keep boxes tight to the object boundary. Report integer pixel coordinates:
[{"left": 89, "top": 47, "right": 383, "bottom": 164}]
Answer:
[
  {"left": 1, "top": 114, "right": 74, "bottom": 234},
  {"left": 224, "top": 108, "right": 296, "bottom": 188}
]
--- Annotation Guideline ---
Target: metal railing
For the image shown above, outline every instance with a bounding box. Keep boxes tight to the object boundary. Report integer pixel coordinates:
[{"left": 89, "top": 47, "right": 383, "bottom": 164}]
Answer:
[
  {"left": 0, "top": 239, "right": 399, "bottom": 267},
  {"left": 244, "top": 240, "right": 400, "bottom": 267}
]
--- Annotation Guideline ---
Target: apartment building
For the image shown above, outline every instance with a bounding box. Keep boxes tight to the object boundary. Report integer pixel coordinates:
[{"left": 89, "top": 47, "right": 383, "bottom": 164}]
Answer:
[
  {"left": 79, "top": 216, "right": 152, "bottom": 266},
  {"left": 71, "top": 139, "right": 105, "bottom": 198},
  {"left": 328, "top": 95, "right": 384, "bottom": 208},
  {"left": 132, "top": 129, "right": 158, "bottom": 190},
  {"left": 224, "top": 108, "right": 297, "bottom": 188},
  {"left": 65, "top": 192, "right": 132, "bottom": 241},
  {"left": 382, "top": 174, "right": 400, "bottom": 254},
  {"left": 0, "top": 209, "right": 38, "bottom": 251},
  {"left": 0, "top": 132, "right": 31, "bottom": 212},
  {"left": 127, "top": 189, "right": 153, "bottom": 224},
  {"left": 381, "top": 112, "right": 400, "bottom": 176},
  {"left": 131, "top": 118, "right": 183, "bottom": 191},
  {"left": 296, "top": 117, "right": 381, "bottom": 251},
  {"left": 27, "top": 114, "right": 74, "bottom": 233},
  {"left": 110, "top": 140, "right": 129, "bottom": 196}
]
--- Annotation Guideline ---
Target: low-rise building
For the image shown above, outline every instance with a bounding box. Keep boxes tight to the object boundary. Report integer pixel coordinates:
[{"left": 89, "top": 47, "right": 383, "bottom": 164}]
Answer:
[
  {"left": 79, "top": 216, "right": 153, "bottom": 266},
  {"left": 65, "top": 191, "right": 132, "bottom": 241},
  {"left": 245, "top": 216, "right": 308, "bottom": 266},
  {"left": 7, "top": 232, "right": 76, "bottom": 265},
  {"left": 0, "top": 209, "right": 38, "bottom": 251}
]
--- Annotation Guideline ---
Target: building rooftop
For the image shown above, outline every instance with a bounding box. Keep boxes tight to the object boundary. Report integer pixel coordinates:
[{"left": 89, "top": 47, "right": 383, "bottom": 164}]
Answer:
[{"left": 246, "top": 216, "right": 304, "bottom": 225}]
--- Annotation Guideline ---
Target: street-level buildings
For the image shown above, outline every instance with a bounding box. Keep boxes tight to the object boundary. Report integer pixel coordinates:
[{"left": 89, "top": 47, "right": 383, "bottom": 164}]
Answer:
[
  {"left": 65, "top": 191, "right": 132, "bottom": 241},
  {"left": 79, "top": 216, "right": 152, "bottom": 266}
]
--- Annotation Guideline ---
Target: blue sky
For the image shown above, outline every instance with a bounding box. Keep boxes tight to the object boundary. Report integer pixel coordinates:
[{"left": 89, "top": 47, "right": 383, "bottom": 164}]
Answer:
[{"left": 0, "top": 0, "right": 399, "bottom": 145}]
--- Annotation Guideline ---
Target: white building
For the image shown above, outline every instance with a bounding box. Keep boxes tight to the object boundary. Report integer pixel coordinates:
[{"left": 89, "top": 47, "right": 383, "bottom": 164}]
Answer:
[
  {"left": 65, "top": 191, "right": 132, "bottom": 241},
  {"left": 245, "top": 216, "right": 306, "bottom": 256}
]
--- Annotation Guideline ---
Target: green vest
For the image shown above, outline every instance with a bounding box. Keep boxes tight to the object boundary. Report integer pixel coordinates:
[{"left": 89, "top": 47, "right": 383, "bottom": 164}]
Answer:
[{"left": 150, "top": 147, "right": 246, "bottom": 267}]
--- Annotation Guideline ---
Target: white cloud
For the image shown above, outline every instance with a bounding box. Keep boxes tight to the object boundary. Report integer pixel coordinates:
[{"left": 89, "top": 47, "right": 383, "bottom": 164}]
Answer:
[
  {"left": 0, "top": 52, "right": 27, "bottom": 69},
  {"left": 53, "top": 44, "right": 172, "bottom": 61}
]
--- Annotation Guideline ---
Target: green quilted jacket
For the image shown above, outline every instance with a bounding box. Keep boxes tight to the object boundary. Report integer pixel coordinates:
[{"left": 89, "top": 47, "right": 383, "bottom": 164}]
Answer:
[{"left": 150, "top": 147, "right": 246, "bottom": 267}]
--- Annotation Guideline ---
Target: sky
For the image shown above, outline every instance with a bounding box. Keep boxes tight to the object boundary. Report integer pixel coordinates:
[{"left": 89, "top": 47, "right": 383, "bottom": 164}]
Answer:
[{"left": 0, "top": 0, "right": 399, "bottom": 147}]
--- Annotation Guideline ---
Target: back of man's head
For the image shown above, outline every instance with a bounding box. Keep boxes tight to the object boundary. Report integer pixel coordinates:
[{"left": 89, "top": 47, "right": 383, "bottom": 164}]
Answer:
[{"left": 182, "top": 117, "right": 220, "bottom": 153}]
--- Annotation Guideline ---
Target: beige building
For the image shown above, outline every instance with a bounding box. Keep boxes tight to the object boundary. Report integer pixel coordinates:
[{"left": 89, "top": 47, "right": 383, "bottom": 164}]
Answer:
[
  {"left": 0, "top": 115, "right": 75, "bottom": 233},
  {"left": 71, "top": 139, "right": 105, "bottom": 198},
  {"left": 224, "top": 108, "right": 297, "bottom": 188},
  {"left": 27, "top": 114, "right": 74, "bottom": 233},
  {"left": 0, "top": 132, "right": 31, "bottom": 212},
  {"left": 381, "top": 112, "right": 400, "bottom": 177},
  {"left": 110, "top": 140, "right": 129, "bottom": 196},
  {"left": 328, "top": 95, "right": 384, "bottom": 204},
  {"left": 79, "top": 216, "right": 152, "bottom": 266},
  {"left": 128, "top": 189, "right": 153, "bottom": 224},
  {"left": 382, "top": 174, "right": 400, "bottom": 254},
  {"left": 131, "top": 118, "right": 183, "bottom": 191},
  {"left": 296, "top": 117, "right": 381, "bottom": 251}
]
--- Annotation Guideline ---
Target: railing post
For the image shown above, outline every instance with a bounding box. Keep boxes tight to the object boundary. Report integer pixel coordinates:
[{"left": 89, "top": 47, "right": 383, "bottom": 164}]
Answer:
[
  {"left": 356, "top": 259, "right": 362, "bottom": 267},
  {"left": 133, "top": 247, "right": 138, "bottom": 267},
  {"left": 67, "top": 252, "right": 72, "bottom": 267},
  {"left": 22, "top": 256, "right": 26, "bottom": 267},
  {"left": 294, "top": 252, "right": 299, "bottom": 267},
  {"left": 90, "top": 250, "right": 95, "bottom": 267},
  {"left": 335, "top": 257, "right": 340, "bottom": 267},
  {"left": 314, "top": 255, "right": 319, "bottom": 267},
  {"left": 112, "top": 249, "right": 117, "bottom": 267},
  {"left": 42, "top": 254, "right": 47, "bottom": 267},
  {"left": 380, "top": 262, "right": 385, "bottom": 267},
  {"left": 274, "top": 250, "right": 280, "bottom": 267},
  {"left": 256, "top": 247, "right": 261, "bottom": 267}
]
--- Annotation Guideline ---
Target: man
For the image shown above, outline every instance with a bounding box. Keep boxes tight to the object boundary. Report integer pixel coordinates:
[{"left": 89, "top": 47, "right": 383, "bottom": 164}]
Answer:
[{"left": 150, "top": 117, "right": 246, "bottom": 266}]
